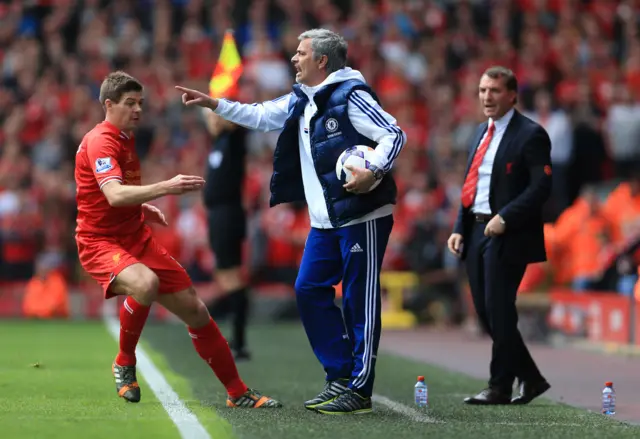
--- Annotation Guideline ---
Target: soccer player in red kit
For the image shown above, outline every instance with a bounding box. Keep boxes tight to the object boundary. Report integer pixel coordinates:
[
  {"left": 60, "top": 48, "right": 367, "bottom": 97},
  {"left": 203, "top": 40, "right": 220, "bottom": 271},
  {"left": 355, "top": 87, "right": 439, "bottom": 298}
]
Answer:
[{"left": 75, "top": 71, "right": 281, "bottom": 408}]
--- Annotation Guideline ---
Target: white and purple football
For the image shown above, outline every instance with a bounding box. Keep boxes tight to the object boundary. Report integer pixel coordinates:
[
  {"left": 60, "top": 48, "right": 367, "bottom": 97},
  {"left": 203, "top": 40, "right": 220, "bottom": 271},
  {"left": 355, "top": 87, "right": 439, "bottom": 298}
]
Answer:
[{"left": 335, "top": 145, "right": 382, "bottom": 192}]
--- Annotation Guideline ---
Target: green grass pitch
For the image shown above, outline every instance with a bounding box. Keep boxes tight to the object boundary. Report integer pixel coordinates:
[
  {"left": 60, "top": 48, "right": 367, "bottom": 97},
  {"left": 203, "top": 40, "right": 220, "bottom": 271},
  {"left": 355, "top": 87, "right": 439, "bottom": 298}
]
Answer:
[{"left": 0, "top": 320, "right": 636, "bottom": 439}]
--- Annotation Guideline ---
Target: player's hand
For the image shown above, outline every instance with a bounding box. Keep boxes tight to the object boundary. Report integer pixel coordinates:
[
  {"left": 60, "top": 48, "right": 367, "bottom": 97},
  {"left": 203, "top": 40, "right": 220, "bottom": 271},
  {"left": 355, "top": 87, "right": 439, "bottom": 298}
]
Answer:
[
  {"left": 447, "top": 233, "right": 464, "bottom": 257},
  {"left": 142, "top": 203, "right": 168, "bottom": 226},
  {"left": 163, "top": 174, "right": 205, "bottom": 195},
  {"left": 175, "top": 86, "right": 218, "bottom": 110},
  {"left": 484, "top": 215, "right": 506, "bottom": 237},
  {"left": 343, "top": 165, "right": 377, "bottom": 194}
]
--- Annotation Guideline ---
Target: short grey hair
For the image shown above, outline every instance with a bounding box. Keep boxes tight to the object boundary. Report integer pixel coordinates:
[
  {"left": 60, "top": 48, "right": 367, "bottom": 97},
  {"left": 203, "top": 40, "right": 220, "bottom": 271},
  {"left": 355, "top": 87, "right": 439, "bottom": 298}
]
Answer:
[{"left": 298, "top": 28, "right": 348, "bottom": 74}]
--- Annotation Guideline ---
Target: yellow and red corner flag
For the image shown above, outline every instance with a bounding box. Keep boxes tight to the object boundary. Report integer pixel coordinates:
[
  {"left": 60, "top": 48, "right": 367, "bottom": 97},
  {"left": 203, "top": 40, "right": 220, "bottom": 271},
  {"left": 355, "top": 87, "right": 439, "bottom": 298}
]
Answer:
[{"left": 209, "top": 30, "right": 243, "bottom": 98}]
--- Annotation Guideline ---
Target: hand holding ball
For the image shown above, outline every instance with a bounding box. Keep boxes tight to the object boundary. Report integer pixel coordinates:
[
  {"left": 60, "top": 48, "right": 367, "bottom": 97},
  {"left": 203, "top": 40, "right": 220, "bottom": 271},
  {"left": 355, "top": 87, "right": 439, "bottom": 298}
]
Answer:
[{"left": 336, "top": 145, "right": 383, "bottom": 193}]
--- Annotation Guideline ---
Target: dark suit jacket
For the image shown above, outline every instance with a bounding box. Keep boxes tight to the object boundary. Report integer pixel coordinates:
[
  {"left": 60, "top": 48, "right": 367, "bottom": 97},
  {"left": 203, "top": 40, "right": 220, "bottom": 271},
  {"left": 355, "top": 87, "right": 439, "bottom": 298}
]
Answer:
[{"left": 453, "top": 110, "right": 552, "bottom": 265}]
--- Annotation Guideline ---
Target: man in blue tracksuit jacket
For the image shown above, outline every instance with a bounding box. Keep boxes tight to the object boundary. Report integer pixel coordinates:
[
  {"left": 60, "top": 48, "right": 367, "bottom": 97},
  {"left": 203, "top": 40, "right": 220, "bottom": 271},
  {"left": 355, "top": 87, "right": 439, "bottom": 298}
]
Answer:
[{"left": 176, "top": 28, "right": 407, "bottom": 415}]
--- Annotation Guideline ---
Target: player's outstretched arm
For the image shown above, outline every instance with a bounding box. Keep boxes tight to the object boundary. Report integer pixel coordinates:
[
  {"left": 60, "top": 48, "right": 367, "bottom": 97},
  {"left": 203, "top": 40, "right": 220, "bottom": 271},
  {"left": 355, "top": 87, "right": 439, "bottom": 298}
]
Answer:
[
  {"left": 175, "top": 85, "right": 290, "bottom": 132},
  {"left": 102, "top": 174, "right": 205, "bottom": 207}
]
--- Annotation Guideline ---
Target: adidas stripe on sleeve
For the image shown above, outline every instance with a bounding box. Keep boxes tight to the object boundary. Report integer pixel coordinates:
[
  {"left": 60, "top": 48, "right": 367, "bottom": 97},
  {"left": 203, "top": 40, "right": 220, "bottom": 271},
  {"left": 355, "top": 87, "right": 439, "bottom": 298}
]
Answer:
[{"left": 347, "top": 90, "right": 407, "bottom": 173}]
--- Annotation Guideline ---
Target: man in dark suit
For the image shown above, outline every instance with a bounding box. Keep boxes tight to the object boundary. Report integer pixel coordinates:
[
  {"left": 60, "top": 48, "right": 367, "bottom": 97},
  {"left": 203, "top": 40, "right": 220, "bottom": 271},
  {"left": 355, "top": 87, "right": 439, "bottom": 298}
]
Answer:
[{"left": 447, "top": 66, "right": 552, "bottom": 405}]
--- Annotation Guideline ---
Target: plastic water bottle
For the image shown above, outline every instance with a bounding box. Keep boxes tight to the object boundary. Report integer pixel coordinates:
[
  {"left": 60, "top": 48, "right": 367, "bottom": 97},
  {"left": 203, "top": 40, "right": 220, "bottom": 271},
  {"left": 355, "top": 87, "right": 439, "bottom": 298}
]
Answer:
[
  {"left": 415, "top": 376, "right": 428, "bottom": 408},
  {"left": 602, "top": 381, "right": 616, "bottom": 415}
]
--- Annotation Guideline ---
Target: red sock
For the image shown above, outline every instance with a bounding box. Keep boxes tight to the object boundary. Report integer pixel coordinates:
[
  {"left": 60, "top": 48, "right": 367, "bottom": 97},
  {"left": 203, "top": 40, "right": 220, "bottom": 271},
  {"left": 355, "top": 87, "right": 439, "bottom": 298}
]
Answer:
[
  {"left": 189, "top": 317, "right": 248, "bottom": 399},
  {"left": 115, "top": 296, "right": 151, "bottom": 367}
]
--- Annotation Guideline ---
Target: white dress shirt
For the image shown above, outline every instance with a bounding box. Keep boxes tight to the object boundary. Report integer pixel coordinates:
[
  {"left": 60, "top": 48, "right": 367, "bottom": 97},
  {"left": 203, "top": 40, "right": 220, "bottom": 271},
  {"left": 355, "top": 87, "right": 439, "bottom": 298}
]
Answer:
[
  {"left": 471, "top": 108, "right": 515, "bottom": 215},
  {"left": 213, "top": 68, "right": 406, "bottom": 229}
]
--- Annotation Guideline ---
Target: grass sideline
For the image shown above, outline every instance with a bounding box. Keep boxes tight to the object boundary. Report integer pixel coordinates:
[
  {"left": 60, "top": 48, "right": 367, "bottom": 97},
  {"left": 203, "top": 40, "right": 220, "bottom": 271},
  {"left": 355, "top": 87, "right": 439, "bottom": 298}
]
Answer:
[
  {"left": 0, "top": 320, "right": 178, "bottom": 439},
  {"left": 144, "top": 322, "right": 639, "bottom": 439},
  {"left": 1, "top": 319, "right": 637, "bottom": 439}
]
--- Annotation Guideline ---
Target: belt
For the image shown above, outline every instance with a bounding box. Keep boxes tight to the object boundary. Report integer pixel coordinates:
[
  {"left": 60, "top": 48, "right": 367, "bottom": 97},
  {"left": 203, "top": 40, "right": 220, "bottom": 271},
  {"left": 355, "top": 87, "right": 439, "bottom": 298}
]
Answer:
[{"left": 473, "top": 213, "right": 493, "bottom": 223}]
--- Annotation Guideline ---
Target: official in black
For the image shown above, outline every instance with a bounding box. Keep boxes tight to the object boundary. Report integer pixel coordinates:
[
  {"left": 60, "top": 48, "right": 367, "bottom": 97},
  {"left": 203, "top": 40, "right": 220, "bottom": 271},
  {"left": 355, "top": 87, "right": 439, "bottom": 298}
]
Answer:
[
  {"left": 447, "top": 66, "right": 552, "bottom": 405},
  {"left": 202, "top": 110, "right": 251, "bottom": 360}
]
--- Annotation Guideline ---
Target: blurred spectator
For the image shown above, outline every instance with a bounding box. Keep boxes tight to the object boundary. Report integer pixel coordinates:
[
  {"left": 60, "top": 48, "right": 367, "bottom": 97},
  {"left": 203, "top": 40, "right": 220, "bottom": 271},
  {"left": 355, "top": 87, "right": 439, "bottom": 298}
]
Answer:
[
  {"left": 605, "top": 82, "right": 640, "bottom": 179},
  {"left": 22, "top": 251, "right": 69, "bottom": 319},
  {"left": 252, "top": 201, "right": 309, "bottom": 286},
  {"left": 551, "top": 187, "right": 611, "bottom": 292},
  {"left": 0, "top": 0, "right": 636, "bottom": 313},
  {"left": 524, "top": 88, "right": 573, "bottom": 216},
  {"left": 601, "top": 175, "right": 640, "bottom": 294}
]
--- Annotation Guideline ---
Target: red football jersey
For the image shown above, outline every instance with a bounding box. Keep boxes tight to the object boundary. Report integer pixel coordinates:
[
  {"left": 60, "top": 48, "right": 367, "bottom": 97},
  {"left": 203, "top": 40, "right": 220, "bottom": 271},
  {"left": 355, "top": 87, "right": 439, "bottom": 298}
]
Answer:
[{"left": 75, "top": 121, "right": 144, "bottom": 236}]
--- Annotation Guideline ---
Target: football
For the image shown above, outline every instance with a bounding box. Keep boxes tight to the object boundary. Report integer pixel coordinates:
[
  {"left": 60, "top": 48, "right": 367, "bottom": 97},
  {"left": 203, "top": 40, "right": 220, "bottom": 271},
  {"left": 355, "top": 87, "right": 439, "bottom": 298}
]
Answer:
[{"left": 335, "top": 145, "right": 382, "bottom": 192}]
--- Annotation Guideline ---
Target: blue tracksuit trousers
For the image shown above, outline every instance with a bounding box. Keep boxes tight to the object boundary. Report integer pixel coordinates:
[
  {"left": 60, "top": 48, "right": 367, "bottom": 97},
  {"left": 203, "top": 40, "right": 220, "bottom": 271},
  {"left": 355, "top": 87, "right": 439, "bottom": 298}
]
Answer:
[{"left": 294, "top": 214, "right": 393, "bottom": 397}]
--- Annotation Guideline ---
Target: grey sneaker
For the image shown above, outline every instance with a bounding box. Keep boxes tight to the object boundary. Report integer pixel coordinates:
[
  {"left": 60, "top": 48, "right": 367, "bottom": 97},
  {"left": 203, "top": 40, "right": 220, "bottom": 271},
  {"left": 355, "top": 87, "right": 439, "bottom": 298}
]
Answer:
[
  {"left": 304, "top": 378, "right": 349, "bottom": 410},
  {"left": 314, "top": 389, "right": 372, "bottom": 415}
]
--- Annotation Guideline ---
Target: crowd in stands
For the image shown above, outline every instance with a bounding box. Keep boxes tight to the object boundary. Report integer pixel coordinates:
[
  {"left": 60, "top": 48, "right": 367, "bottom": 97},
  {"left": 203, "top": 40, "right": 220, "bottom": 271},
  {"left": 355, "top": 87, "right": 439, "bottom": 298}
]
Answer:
[{"left": 0, "top": 0, "right": 639, "bottom": 310}]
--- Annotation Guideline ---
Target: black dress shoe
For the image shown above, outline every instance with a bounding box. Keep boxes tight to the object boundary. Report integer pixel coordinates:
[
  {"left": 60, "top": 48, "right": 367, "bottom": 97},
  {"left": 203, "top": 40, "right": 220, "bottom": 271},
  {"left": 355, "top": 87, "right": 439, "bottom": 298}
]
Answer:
[
  {"left": 511, "top": 380, "right": 551, "bottom": 404},
  {"left": 463, "top": 388, "right": 511, "bottom": 405}
]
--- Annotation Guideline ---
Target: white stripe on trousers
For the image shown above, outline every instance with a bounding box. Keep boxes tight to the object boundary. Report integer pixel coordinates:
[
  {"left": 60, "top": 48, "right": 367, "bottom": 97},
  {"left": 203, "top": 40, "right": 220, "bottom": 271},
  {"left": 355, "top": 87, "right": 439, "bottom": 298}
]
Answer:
[{"left": 352, "top": 219, "right": 378, "bottom": 388}]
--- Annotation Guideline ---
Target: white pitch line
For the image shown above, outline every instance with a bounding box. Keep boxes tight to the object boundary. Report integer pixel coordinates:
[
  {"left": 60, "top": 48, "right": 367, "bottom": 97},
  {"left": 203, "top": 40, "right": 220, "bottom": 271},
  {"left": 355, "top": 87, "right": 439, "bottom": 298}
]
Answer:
[
  {"left": 372, "top": 394, "right": 442, "bottom": 423},
  {"left": 372, "top": 394, "right": 585, "bottom": 427},
  {"left": 490, "top": 422, "right": 584, "bottom": 427},
  {"left": 102, "top": 303, "right": 211, "bottom": 439}
]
